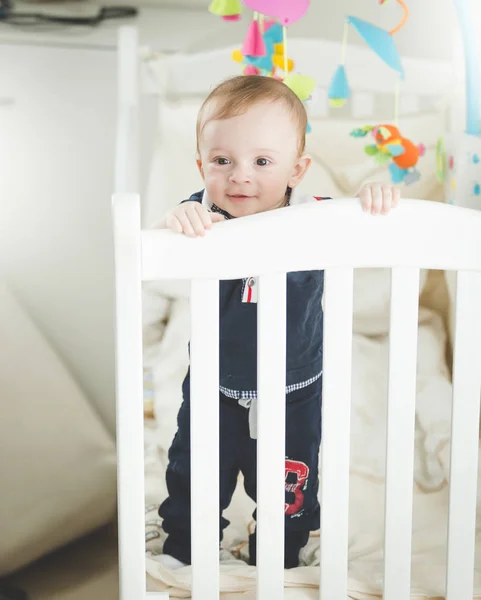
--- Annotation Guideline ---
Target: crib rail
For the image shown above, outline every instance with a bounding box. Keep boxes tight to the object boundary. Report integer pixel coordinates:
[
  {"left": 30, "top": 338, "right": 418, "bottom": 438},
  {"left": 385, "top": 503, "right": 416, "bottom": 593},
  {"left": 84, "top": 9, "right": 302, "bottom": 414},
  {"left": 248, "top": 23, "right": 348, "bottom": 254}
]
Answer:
[
  {"left": 112, "top": 193, "right": 481, "bottom": 600},
  {"left": 141, "top": 198, "right": 481, "bottom": 279}
]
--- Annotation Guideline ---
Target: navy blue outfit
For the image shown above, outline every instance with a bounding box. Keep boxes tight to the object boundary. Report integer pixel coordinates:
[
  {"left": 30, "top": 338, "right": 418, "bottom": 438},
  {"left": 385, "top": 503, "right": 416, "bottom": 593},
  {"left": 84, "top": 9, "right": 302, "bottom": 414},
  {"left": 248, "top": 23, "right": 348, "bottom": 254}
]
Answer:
[{"left": 159, "top": 190, "right": 328, "bottom": 568}]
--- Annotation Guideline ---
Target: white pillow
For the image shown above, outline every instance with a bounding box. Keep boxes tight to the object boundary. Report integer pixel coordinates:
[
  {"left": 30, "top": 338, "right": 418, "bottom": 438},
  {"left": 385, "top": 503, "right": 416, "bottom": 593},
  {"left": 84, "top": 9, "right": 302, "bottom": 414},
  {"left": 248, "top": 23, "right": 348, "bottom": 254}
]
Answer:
[
  {"left": 142, "top": 100, "right": 202, "bottom": 299},
  {"left": 144, "top": 99, "right": 203, "bottom": 229},
  {"left": 301, "top": 154, "right": 344, "bottom": 198},
  {"left": 0, "top": 279, "right": 117, "bottom": 576}
]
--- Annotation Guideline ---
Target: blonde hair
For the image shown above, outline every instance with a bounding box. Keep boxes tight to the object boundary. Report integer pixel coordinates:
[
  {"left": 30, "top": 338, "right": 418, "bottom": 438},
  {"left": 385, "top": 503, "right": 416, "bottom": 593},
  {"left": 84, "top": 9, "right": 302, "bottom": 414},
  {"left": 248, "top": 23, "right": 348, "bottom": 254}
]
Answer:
[{"left": 196, "top": 75, "right": 307, "bottom": 156}]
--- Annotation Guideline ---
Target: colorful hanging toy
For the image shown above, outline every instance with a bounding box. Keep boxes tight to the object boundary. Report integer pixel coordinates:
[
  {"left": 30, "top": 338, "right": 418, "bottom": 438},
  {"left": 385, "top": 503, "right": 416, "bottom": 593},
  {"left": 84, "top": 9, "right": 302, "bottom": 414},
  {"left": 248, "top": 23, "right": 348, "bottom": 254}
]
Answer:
[
  {"left": 209, "top": 0, "right": 243, "bottom": 21},
  {"left": 327, "top": 0, "right": 424, "bottom": 185},
  {"left": 350, "top": 124, "right": 426, "bottom": 184},
  {"left": 207, "top": 0, "right": 315, "bottom": 133}
]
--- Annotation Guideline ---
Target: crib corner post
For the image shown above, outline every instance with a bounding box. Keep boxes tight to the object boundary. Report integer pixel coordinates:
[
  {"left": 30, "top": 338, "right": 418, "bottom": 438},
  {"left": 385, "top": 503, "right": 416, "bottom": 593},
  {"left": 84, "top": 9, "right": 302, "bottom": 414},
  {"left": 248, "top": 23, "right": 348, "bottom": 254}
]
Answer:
[{"left": 112, "top": 193, "right": 147, "bottom": 600}]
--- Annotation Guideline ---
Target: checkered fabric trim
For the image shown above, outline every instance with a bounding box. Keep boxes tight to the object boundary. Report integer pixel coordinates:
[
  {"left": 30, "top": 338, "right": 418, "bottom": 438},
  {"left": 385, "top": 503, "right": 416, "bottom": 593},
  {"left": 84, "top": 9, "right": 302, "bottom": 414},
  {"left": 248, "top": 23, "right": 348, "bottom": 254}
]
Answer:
[
  {"left": 219, "top": 370, "right": 322, "bottom": 403},
  {"left": 210, "top": 204, "right": 234, "bottom": 220}
]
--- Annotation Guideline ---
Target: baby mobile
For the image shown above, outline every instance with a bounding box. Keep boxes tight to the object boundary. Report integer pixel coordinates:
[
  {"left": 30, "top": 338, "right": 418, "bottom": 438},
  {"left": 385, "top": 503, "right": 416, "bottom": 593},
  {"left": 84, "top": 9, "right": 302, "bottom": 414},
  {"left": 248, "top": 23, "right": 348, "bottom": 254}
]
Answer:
[
  {"left": 208, "top": 0, "right": 316, "bottom": 133},
  {"left": 329, "top": 0, "right": 425, "bottom": 185}
]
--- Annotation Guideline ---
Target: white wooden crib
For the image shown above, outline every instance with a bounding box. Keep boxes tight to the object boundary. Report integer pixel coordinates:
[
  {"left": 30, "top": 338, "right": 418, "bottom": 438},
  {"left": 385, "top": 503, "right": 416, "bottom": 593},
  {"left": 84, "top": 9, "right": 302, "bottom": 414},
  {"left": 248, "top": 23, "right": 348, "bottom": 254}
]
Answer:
[{"left": 112, "top": 25, "right": 481, "bottom": 600}]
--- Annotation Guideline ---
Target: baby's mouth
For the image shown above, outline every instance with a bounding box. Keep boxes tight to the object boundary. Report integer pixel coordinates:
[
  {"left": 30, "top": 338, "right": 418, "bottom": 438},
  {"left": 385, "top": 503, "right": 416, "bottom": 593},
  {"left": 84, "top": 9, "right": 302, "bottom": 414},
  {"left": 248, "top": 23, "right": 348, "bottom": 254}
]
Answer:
[{"left": 227, "top": 194, "right": 254, "bottom": 201}]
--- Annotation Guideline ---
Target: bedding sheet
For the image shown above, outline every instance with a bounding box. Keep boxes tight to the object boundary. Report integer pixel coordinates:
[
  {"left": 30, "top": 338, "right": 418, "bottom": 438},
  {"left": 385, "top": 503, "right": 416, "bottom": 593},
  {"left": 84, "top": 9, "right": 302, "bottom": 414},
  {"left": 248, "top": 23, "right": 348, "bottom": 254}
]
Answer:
[{"left": 142, "top": 292, "right": 481, "bottom": 599}]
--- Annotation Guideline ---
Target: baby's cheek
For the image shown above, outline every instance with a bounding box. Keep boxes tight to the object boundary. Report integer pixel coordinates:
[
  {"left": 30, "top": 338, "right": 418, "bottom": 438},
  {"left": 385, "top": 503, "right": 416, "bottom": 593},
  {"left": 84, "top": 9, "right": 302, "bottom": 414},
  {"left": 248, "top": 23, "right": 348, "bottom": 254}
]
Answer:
[
  {"left": 267, "top": 179, "right": 290, "bottom": 200},
  {"left": 204, "top": 170, "right": 223, "bottom": 190},
  {"left": 204, "top": 175, "right": 226, "bottom": 206}
]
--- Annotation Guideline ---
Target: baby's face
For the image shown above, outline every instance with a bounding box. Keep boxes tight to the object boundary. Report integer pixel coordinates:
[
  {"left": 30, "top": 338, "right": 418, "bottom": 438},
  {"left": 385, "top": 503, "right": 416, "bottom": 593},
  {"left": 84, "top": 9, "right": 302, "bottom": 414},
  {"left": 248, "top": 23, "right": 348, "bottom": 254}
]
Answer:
[{"left": 197, "top": 101, "right": 309, "bottom": 218}]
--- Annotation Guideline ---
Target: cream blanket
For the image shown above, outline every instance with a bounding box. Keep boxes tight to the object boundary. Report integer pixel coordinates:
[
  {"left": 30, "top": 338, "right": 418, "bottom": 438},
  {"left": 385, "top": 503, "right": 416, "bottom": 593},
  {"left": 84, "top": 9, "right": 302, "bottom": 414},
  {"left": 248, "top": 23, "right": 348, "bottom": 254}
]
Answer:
[{"left": 142, "top": 293, "right": 481, "bottom": 599}]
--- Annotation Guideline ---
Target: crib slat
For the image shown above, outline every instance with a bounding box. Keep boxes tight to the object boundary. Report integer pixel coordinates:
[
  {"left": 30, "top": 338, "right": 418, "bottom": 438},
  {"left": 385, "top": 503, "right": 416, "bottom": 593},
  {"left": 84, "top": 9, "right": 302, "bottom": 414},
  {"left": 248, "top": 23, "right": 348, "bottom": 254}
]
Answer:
[
  {"left": 383, "top": 268, "right": 420, "bottom": 599},
  {"left": 445, "top": 271, "right": 481, "bottom": 600},
  {"left": 319, "top": 267, "right": 354, "bottom": 599},
  {"left": 190, "top": 279, "right": 220, "bottom": 599},
  {"left": 257, "top": 273, "right": 287, "bottom": 600}
]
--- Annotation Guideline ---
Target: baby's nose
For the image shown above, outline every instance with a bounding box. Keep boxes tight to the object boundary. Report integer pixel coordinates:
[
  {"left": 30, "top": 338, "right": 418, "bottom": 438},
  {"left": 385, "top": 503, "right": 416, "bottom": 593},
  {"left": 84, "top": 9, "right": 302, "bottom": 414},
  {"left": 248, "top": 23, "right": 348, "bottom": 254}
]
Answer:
[{"left": 229, "top": 164, "right": 251, "bottom": 182}]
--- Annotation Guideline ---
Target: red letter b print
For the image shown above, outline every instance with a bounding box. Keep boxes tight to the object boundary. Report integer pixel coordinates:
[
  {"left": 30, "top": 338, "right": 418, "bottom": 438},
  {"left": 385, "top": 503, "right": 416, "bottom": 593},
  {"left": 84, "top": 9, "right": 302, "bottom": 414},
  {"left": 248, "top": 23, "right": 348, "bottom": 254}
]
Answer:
[{"left": 284, "top": 459, "right": 309, "bottom": 516}]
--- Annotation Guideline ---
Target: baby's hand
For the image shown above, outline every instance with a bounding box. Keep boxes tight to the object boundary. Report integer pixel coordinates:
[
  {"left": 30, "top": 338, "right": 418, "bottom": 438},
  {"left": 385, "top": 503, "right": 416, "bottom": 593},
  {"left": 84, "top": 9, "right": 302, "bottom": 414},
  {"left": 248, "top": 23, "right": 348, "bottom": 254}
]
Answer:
[
  {"left": 165, "top": 202, "right": 225, "bottom": 237},
  {"left": 356, "top": 182, "right": 401, "bottom": 215}
]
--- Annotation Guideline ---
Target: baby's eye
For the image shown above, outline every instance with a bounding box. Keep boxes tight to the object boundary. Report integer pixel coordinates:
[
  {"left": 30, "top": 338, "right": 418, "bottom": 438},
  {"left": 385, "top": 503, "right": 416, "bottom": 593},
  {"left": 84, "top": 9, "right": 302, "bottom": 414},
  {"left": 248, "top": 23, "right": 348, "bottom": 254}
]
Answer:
[
  {"left": 256, "top": 158, "right": 270, "bottom": 166},
  {"left": 215, "top": 157, "right": 230, "bottom": 165}
]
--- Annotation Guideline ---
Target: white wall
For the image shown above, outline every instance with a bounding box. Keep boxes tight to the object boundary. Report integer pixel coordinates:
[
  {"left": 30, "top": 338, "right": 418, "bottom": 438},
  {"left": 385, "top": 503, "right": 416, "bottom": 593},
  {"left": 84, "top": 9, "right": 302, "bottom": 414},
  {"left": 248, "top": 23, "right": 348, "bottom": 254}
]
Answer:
[{"left": 0, "top": 43, "right": 118, "bottom": 434}]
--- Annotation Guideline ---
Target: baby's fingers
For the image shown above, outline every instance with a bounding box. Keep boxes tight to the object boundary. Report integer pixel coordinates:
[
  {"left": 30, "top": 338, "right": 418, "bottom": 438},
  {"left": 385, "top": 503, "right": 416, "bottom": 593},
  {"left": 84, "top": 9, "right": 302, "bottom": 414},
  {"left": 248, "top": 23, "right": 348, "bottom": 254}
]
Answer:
[
  {"left": 210, "top": 212, "right": 226, "bottom": 223},
  {"left": 176, "top": 211, "right": 199, "bottom": 237},
  {"left": 195, "top": 205, "right": 226, "bottom": 228},
  {"left": 392, "top": 186, "right": 401, "bottom": 208},
  {"left": 380, "top": 186, "right": 392, "bottom": 215},
  {"left": 185, "top": 205, "right": 209, "bottom": 237},
  {"left": 165, "top": 214, "right": 183, "bottom": 233},
  {"left": 358, "top": 187, "right": 372, "bottom": 212},
  {"left": 194, "top": 204, "right": 217, "bottom": 230},
  {"left": 370, "top": 183, "right": 383, "bottom": 214}
]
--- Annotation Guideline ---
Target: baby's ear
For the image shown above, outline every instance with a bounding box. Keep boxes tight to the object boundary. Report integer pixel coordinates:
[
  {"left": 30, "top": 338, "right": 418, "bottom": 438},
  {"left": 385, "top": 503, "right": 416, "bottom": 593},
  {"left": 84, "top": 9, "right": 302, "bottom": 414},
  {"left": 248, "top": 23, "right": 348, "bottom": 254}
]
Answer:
[
  {"left": 196, "top": 158, "right": 205, "bottom": 179},
  {"left": 288, "top": 153, "right": 311, "bottom": 187}
]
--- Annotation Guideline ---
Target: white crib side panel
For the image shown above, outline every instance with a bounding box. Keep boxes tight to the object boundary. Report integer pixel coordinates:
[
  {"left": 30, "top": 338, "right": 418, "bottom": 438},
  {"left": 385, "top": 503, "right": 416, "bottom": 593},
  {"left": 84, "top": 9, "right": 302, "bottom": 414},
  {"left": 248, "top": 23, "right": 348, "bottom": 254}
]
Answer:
[
  {"left": 257, "top": 273, "right": 287, "bottom": 600},
  {"left": 190, "top": 279, "right": 220, "bottom": 599},
  {"left": 112, "top": 193, "right": 147, "bottom": 600},
  {"left": 383, "top": 268, "right": 420, "bottom": 599},
  {"left": 319, "top": 267, "right": 354, "bottom": 599},
  {"left": 445, "top": 271, "right": 481, "bottom": 600}
]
